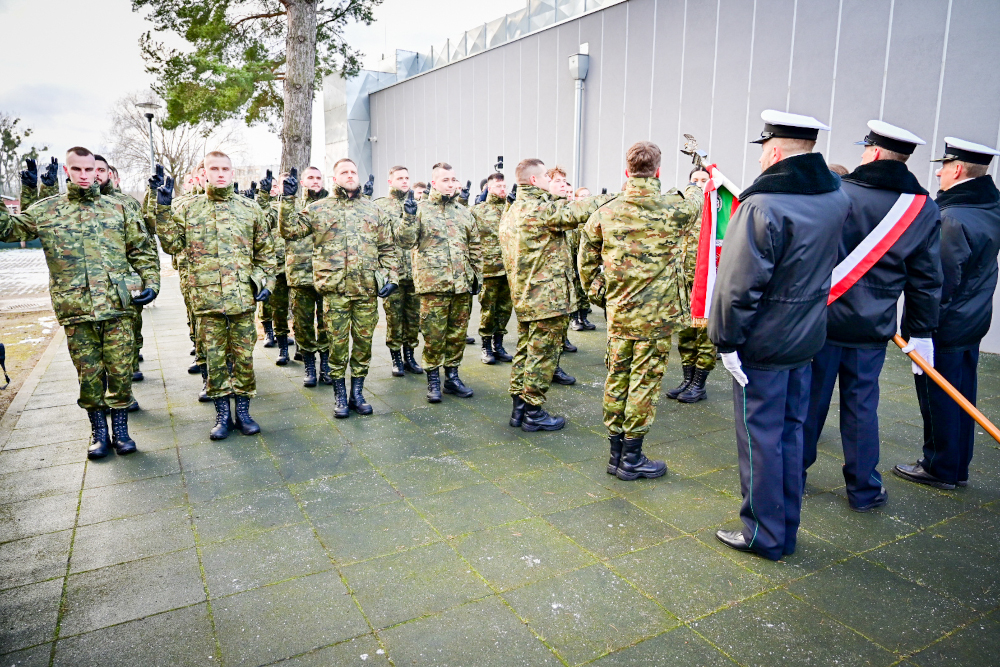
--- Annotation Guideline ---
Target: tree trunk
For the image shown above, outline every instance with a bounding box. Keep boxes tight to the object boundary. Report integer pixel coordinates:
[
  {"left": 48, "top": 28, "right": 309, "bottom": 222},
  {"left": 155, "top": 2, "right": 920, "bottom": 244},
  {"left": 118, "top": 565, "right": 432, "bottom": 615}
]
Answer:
[{"left": 281, "top": 0, "right": 318, "bottom": 175}]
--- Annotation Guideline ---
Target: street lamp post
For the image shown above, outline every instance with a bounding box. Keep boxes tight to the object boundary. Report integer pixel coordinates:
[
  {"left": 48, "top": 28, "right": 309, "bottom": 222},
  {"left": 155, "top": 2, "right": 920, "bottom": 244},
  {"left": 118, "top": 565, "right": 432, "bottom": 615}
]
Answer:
[
  {"left": 135, "top": 101, "right": 161, "bottom": 174},
  {"left": 568, "top": 45, "right": 590, "bottom": 189}
]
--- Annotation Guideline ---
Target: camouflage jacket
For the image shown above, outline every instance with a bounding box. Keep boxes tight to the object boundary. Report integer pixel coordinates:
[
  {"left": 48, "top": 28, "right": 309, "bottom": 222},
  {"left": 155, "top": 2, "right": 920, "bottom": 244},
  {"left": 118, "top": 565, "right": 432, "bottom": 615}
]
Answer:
[
  {"left": 681, "top": 186, "right": 705, "bottom": 285},
  {"left": 373, "top": 188, "right": 414, "bottom": 281},
  {"left": 579, "top": 178, "right": 702, "bottom": 339},
  {"left": 282, "top": 188, "right": 327, "bottom": 287},
  {"left": 256, "top": 190, "right": 285, "bottom": 269},
  {"left": 156, "top": 183, "right": 275, "bottom": 316},
  {"left": 499, "top": 185, "right": 613, "bottom": 321},
  {"left": 20, "top": 182, "right": 59, "bottom": 210},
  {"left": 395, "top": 188, "right": 483, "bottom": 295},
  {"left": 280, "top": 185, "right": 399, "bottom": 298},
  {"left": 470, "top": 194, "right": 508, "bottom": 277},
  {"left": 0, "top": 183, "right": 160, "bottom": 326}
]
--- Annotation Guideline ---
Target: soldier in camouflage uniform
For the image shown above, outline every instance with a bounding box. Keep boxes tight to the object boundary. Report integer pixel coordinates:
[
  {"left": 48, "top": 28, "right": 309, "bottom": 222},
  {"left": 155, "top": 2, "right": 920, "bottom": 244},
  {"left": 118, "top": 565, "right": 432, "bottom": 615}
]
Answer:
[
  {"left": 374, "top": 165, "right": 423, "bottom": 377},
  {"left": 545, "top": 168, "right": 584, "bottom": 386},
  {"left": 284, "top": 167, "right": 331, "bottom": 384},
  {"left": 2, "top": 147, "right": 160, "bottom": 459},
  {"left": 667, "top": 167, "right": 715, "bottom": 403},
  {"left": 500, "top": 158, "right": 613, "bottom": 431},
  {"left": 281, "top": 158, "right": 399, "bottom": 418},
  {"left": 396, "top": 163, "right": 482, "bottom": 403},
  {"left": 256, "top": 171, "right": 291, "bottom": 354},
  {"left": 470, "top": 172, "right": 514, "bottom": 365},
  {"left": 156, "top": 150, "right": 275, "bottom": 441},
  {"left": 580, "top": 142, "right": 702, "bottom": 480}
]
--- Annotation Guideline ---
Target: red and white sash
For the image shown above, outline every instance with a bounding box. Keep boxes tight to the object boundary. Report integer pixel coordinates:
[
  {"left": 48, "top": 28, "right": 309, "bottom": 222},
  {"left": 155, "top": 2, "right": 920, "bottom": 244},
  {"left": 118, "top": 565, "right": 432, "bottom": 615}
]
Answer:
[{"left": 827, "top": 193, "right": 927, "bottom": 304}]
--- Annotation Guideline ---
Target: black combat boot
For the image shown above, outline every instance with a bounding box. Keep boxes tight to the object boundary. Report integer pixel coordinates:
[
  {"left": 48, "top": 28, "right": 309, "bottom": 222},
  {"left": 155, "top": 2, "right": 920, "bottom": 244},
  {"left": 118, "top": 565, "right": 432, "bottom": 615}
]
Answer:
[
  {"left": 87, "top": 410, "right": 111, "bottom": 460},
  {"left": 138, "top": 353, "right": 143, "bottom": 362},
  {"left": 210, "top": 397, "right": 232, "bottom": 440},
  {"left": 127, "top": 399, "right": 140, "bottom": 412},
  {"left": 465, "top": 335, "right": 475, "bottom": 345},
  {"left": 348, "top": 377, "right": 373, "bottom": 415},
  {"left": 579, "top": 309, "right": 596, "bottom": 330},
  {"left": 390, "top": 349, "right": 405, "bottom": 377},
  {"left": 443, "top": 366, "right": 473, "bottom": 398},
  {"left": 110, "top": 408, "right": 137, "bottom": 455},
  {"left": 132, "top": 369, "right": 144, "bottom": 382},
  {"left": 262, "top": 321, "right": 276, "bottom": 348},
  {"left": 293, "top": 346, "right": 303, "bottom": 361},
  {"left": 616, "top": 437, "right": 667, "bottom": 480},
  {"left": 403, "top": 345, "right": 423, "bottom": 374},
  {"left": 276, "top": 334, "right": 290, "bottom": 366},
  {"left": 481, "top": 337, "right": 496, "bottom": 365},
  {"left": 563, "top": 338, "right": 577, "bottom": 353},
  {"left": 509, "top": 395, "right": 526, "bottom": 428},
  {"left": 607, "top": 433, "right": 624, "bottom": 475},
  {"left": 332, "top": 378, "right": 350, "bottom": 419},
  {"left": 552, "top": 367, "right": 576, "bottom": 385},
  {"left": 188, "top": 360, "right": 201, "bottom": 374},
  {"left": 302, "top": 352, "right": 317, "bottom": 387},
  {"left": 521, "top": 405, "right": 566, "bottom": 432},
  {"left": 492, "top": 334, "right": 513, "bottom": 362},
  {"left": 233, "top": 396, "right": 261, "bottom": 435},
  {"left": 319, "top": 351, "right": 333, "bottom": 385},
  {"left": 666, "top": 365, "right": 695, "bottom": 399},
  {"left": 426, "top": 368, "right": 442, "bottom": 403},
  {"left": 198, "top": 364, "right": 212, "bottom": 403},
  {"left": 190, "top": 347, "right": 196, "bottom": 356},
  {"left": 569, "top": 311, "right": 585, "bottom": 331},
  {"left": 678, "top": 369, "right": 709, "bottom": 403}
]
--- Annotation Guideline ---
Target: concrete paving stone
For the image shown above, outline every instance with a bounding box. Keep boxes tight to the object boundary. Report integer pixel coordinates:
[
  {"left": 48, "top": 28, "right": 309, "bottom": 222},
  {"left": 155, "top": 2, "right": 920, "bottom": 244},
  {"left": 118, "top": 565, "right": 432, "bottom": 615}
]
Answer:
[
  {"left": 334, "top": 409, "right": 442, "bottom": 445},
  {"left": 178, "top": 437, "right": 270, "bottom": 474},
  {"left": 639, "top": 436, "right": 736, "bottom": 479},
  {"left": 0, "top": 441, "right": 87, "bottom": 474},
  {"left": 787, "top": 557, "right": 976, "bottom": 654},
  {"left": 263, "top": 423, "right": 351, "bottom": 457},
  {"left": 496, "top": 466, "right": 615, "bottom": 515},
  {"left": 201, "top": 522, "right": 332, "bottom": 598},
  {"left": 70, "top": 506, "right": 194, "bottom": 573},
  {"left": 802, "top": 453, "right": 853, "bottom": 496},
  {"left": 0, "top": 529, "right": 72, "bottom": 591},
  {"left": 588, "top": 626, "right": 738, "bottom": 666},
  {"left": 517, "top": 422, "right": 606, "bottom": 464},
  {"left": 0, "top": 579, "right": 64, "bottom": 652},
  {"left": 52, "top": 603, "right": 216, "bottom": 667},
  {"left": 453, "top": 517, "right": 596, "bottom": 592},
  {"left": 627, "top": 477, "right": 740, "bottom": 534},
  {"left": 267, "top": 634, "right": 390, "bottom": 666},
  {"left": 0, "top": 491, "right": 79, "bottom": 542},
  {"left": 502, "top": 563, "right": 679, "bottom": 666},
  {"left": 252, "top": 404, "right": 332, "bottom": 434},
  {"left": 908, "top": 611, "right": 1000, "bottom": 667},
  {"left": 274, "top": 443, "right": 371, "bottom": 485},
  {"left": 184, "top": 457, "right": 284, "bottom": 503},
  {"left": 191, "top": 485, "right": 304, "bottom": 545},
  {"left": 212, "top": 570, "right": 369, "bottom": 667},
  {"left": 77, "top": 473, "right": 187, "bottom": 525},
  {"left": 20, "top": 391, "right": 78, "bottom": 410},
  {"left": 60, "top": 548, "right": 205, "bottom": 637},
  {"left": 399, "top": 407, "right": 499, "bottom": 445},
  {"left": 457, "top": 442, "right": 561, "bottom": 479},
  {"left": 14, "top": 404, "right": 89, "bottom": 431},
  {"left": 8, "top": 421, "right": 92, "bottom": 449},
  {"left": 692, "top": 589, "right": 895, "bottom": 667},
  {"left": 798, "top": 491, "right": 918, "bottom": 554},
  {"left": 312, "top": 500, "right": 439, "bottom": 566},
  {"left": 692, "top": 465, "right": 743, "bottom": 498},
  {"left": 294, "top": 469, "right": 402, "bottom": 520},
  {"left": 380, "top": 455, "right": 486, "bottom": 498},
  {"left": 545, "top": 497, "right": 679, "bottom": 560},
  {"left": 835, "top": 471, "right": 970, "bottom": 533},
  {"left": 28, "top": 379, "right": 80, "bottom": 398},
  {"left": 928, "top": 507, "right": 1000, "bottom": 555},
  {"left": 410, "top": 482, "right": 533, "bottom": 537},
  {"left": 0, "top": 463, "right": 84, "bottom": 504},
  {"left": 112, "top": 422, "right": 177, "bottom": 453},
  {"left": 82, "top": 447, "right": 180, "bottom": 489},
  {"left": 353, "top": 429, "right": 452, "bottom": 467},
  {"left": 379, "top": 595, "right": 559, "bottom": 666},
  {"left": 341, "top": 541, "right": 491, "bottom": 629},
  {"left": 608, "top": 536, "right": 771, "bottom": 621},
  {"left": 0, "top": 644, "right": 52, "bottom": 666}
]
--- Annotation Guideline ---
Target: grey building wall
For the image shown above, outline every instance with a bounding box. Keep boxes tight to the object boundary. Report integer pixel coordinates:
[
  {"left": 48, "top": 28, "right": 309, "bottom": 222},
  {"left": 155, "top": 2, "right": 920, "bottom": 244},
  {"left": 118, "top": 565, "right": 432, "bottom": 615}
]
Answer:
[{"left": 361, "top": 0, "right": 1000, "bottom": 349}]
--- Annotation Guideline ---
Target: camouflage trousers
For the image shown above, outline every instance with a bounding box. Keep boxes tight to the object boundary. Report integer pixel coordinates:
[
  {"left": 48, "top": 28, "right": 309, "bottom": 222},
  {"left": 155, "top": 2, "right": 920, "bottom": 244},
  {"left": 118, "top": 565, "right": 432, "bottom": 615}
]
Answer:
[
  {"left": 323, "top": 294, "right": 379, "bottom": 378},
  {"left": 197, "top": 311, "right": 257, "bottom": 398},
  {"left": 677, "top": 326, "right": 717, "bottom": 371},
  {"left": 180, "top": 287, "right": 206, "bottom": 365},
  {"left": 604, "top": 336, "right": 671, "bottom": 438},
  {"left": 420, "top": 291, "right": 472, "bottom": 370},
  {"left": 65, "top": 317, "right": 134, "bottom": 411},
  {"left": 131, "top": 306, "right": 144, "bottom": 373},
  {"left": 478, "top": 276, "right": 513, "bottom": 337},
  {"left": 290, "top": 285, "right": 328, "bottom": 353},
  {"left": 259, "top": 272, "right": 290, "bottom": 336},
  {"left": 509, "top": 314, "right": 569, "bottom": 407},
  {"left": 383, "top": 278, "right": 420, "bottom": 349}
]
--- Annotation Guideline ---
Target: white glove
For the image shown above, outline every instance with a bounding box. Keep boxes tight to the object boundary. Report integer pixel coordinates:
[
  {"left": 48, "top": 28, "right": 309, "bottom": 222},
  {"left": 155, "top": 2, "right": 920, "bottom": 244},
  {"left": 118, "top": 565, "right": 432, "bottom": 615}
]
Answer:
[
  {"left": 901, "top": 337, "right": 934, "bottom": 375},
  {"left": 720, "top": 351, "right": 749, "bottom": 387}
]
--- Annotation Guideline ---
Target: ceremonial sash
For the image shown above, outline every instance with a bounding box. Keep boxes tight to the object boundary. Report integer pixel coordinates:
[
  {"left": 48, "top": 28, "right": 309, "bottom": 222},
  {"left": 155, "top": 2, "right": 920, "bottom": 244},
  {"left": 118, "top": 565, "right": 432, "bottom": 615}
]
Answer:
[
  {"left": 690, "top": 166, "right": 739, "bottom": 326},
  {"left": 827, "top": 193, "right": 926, "bottom": 304}
]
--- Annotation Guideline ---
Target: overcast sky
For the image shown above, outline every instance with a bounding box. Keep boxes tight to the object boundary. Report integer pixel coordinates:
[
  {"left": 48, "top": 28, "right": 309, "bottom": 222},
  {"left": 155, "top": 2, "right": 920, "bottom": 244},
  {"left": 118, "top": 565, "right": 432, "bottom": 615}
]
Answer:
[{"left": 0, "top": 0, "right": 526, "bottom": 170}]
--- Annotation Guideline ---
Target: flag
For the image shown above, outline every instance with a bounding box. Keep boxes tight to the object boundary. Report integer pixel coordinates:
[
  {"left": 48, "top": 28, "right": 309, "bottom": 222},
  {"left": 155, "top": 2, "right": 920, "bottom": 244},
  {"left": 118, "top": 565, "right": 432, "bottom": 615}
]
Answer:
[{"left": 690, "top": 165, "right": 740, "bottom": 326}]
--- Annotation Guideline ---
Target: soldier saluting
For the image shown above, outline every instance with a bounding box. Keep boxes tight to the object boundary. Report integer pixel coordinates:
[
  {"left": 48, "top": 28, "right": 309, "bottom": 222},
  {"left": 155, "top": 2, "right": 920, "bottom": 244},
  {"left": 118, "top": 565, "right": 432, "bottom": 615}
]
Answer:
[
  {"left": 0, "top": 147, "right": 160, "bottom": 459},
  {"left": 709, "top": 111, "right": 851, "bottom": 560}
]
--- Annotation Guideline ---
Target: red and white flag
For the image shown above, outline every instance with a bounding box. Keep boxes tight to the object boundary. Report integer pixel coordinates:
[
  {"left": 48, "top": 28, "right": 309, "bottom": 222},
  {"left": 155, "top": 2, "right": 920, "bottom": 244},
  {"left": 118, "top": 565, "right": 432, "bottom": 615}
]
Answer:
[{"left": 690, "top": 165, "right": 740, "bottom": 326}]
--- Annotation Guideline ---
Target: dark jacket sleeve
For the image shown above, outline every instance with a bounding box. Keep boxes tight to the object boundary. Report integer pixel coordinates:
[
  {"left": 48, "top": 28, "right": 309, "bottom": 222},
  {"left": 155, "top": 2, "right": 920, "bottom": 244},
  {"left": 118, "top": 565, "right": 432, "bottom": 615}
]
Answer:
[
  {"left": 939, "top": 215, "right": 972, "bottom": 307},
  {"left": 708, "top": 201, "right": 778, "bottom": 352},
  {"left": 900, "top": 213, "right": 943, "bottom": 337}
]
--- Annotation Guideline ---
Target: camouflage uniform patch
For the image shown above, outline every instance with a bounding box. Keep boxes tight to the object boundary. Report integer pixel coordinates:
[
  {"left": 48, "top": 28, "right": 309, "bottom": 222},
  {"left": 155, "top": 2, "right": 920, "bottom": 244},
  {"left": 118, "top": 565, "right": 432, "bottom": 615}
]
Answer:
[
  {"left": 65, "top": 317, "right": 135, "bottom": 411},
  {"left": 323, "top": 293, "right": 379, "bottom": 377},
  {"left": 383, "top": 278, "right": 421, "bottom": 349},
  {"left": 509, "top": 314, "right": 568, "bottom": 406},
  {"left": 604, "top": 337, "right": 672, "bottom": 438},
  {"left": 198, "top": 312, "right": 257, "bottom": 398},
  {"left": 420, "top": 292, "right": 472, "bottom": 370},
  {"left": 289, "top": 285, "right": 328, "bottom": 353},
  {"left": 478, "top": 276, "right": 513, "bottom": 337},
  {"left": 260, "top": 272, "right": 291, "bottom": 336},
  {"left": 677, "top": 326, "right": 717, "bottom": 370}
]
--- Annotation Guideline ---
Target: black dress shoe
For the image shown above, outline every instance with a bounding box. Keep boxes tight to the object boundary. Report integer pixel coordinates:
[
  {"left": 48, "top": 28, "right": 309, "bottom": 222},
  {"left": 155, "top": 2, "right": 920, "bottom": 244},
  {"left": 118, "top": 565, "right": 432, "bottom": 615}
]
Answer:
[
  {"left": 893, "top": 462, "right": 956, "bottom": 490},
  {"left": 850, "top": 490, "right": 888, "bottom": 513},
  {"left": 716, "top": 529, "right": 753, "bottom": 552}
]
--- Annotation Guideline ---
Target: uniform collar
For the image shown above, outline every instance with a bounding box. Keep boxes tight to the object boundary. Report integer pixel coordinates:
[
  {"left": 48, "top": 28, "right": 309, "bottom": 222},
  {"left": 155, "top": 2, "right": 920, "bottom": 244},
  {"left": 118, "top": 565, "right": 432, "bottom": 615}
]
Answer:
[
  {"left": 936, "top": 175, "right": 1000, "bottom": 210},
  {"left": 310, "top": 187, "right": 332, "bottom": 201},
  {"left": 99, "top": 180, "right": 117, "bottom": 196},
  {"left": 518, "top": 184, "right": 548, "bottom": 201},
  {"left": 622, "top": 177, "right": 661, "bottom": 197},
  {"left": 390, "top": 188, "right": 407, "bottom": 200},
  {"left": 429, "top": 188, "right": 456, "bottom": 205},
  {"left": 67, "top": 182, "right": 100, "bottom": 202},
  {"left": 207, "top": 183, "right": 234, "bottom": 201},
  {"left": 487, "top": 193, "right": 506, "bottom": 205}
]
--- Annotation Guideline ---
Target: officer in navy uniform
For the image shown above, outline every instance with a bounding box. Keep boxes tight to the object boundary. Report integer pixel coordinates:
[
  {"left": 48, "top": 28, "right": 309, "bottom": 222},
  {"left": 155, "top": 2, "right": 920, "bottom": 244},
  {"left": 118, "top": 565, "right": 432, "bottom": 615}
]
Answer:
[
  {"left": 803, "top": 121, "right": 943, "bottom": 512},
  {"left": 709, "top": 110, "right": 851, "bottom": 561},
  {"left": 894, "top": 138, "right": 1000, "bottom": 490}
]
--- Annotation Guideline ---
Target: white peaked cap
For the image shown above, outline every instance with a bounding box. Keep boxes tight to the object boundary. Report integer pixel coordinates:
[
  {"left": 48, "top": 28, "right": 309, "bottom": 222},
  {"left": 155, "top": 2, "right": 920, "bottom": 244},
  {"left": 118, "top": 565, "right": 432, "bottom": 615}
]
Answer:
[
  {"left": 943, "top": 137, "right": 1000, "bottom": 157},
  {"left": 867, "top": 120, "right": 925, "bottom": 145},
  {"left": 761, "top": 110, "right": 831, "bottom": 131}
]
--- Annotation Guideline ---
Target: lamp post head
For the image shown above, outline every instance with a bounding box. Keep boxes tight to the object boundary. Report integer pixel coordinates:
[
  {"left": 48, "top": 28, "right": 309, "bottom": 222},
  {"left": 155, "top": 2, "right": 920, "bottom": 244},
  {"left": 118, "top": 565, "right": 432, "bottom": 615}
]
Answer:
[{"left": 568, "top": 53, "right": 589, "bottom": 81}]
